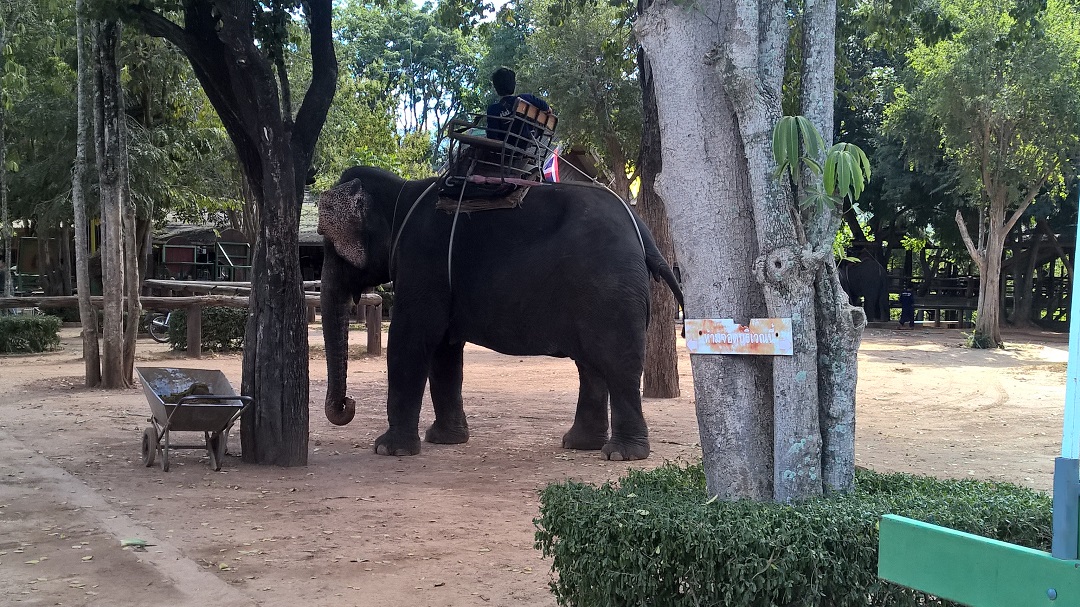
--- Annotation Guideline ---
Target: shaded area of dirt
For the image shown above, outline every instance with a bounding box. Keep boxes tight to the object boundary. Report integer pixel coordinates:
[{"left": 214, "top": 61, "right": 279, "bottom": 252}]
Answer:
[{"left": 0, "top": 325, "right": 1067, "bottom": 605}]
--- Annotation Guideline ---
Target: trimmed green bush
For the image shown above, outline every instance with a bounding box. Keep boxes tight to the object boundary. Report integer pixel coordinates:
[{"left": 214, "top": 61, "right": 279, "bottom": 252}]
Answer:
[
  {"left": 535, "top": 465, "right": 1050, "bottom": 606},
  {"left": 168, "top": 307, "right": 248, "bottom": 352},
  {"left": 0, "top": 314, "right": 63, "bottom": 353}
]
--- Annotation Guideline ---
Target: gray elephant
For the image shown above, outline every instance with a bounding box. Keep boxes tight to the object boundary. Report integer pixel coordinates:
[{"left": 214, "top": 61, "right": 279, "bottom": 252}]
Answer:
[
  {"left": 318, "top": 166, "right": 683, "bottom": 461},
  {"left": 839, "top": 257, "right": 890, "bottom": 321}
]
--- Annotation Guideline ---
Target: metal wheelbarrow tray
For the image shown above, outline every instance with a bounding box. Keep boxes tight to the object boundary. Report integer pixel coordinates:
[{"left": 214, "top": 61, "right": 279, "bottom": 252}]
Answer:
[{"left": 136, "top": 367, "right": 253, "bottom": 472}]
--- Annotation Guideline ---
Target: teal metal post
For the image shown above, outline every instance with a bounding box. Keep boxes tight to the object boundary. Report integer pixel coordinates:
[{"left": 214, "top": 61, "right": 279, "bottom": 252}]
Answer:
[{"left": 1052, "top": 181, "right": 1080, "bottom": 559}]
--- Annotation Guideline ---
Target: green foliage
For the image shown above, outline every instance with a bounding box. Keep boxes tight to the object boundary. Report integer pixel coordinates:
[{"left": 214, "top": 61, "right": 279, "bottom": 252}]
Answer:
[
  {"left": 336, "top": 0, "right": 482, "bottom": 139},
  {"left": 167, "top": 307, "right": 247, "bottom": 352},
  {"left": 886, "top": 0, "right": 1080, "bottom": 209},
  {"left": 517, "top": 0, "right": 640, "bottom": 181},
  {"left": 313, "top": 71, "right": 433, "bottom": 189},
  {"left": 772, "top": 115, "right": 825, "bottom": 177},
  {"left": 0, "top": 313, "right": 61, "bottom": 352},
  {"left": 50, "top": 306, "right": 81, "bottom": 323},
  {"left": 823, "top": 142, "right": 873, "bottom": 202},
  {"left": 772, "top": 116, "right": 872, "bottom": 211},
  {"left": 536, "top": 464, "right": 1050, "bottom": 606}
]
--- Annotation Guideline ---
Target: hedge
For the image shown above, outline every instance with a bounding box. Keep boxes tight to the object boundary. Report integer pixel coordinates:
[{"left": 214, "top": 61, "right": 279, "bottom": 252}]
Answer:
[
  {"left": 534, "top": 464, "right": 1050, "bottom": 607},
  {"left": 0, "top": 314, "right": 62, "bottom": 353},
  {"left": 168, "top": 307, "right": 248, "bottom": 352}
]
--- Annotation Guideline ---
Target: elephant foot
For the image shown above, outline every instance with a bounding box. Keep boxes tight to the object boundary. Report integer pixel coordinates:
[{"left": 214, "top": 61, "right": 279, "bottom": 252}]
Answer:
[
  {"left": 373, "top": 431, "right": 421, "bottom": 456},
  {"left": 561, "top": 426, "right": 608, "bottom": 451},
  {"left": 601, "top": 438, "right": 650, "bottom": 461},
  {"left": 424, "top": 421, "right": 469, "bottom": 444}
]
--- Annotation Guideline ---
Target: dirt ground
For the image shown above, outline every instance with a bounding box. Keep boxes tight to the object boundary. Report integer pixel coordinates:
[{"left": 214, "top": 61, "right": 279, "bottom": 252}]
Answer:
[{"left": 0, "top": 323, "right": 1068, "bottom": 606}]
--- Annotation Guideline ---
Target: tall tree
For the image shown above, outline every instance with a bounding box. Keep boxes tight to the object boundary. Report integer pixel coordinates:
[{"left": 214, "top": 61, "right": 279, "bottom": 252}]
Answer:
[
  {"left": 125, "top": 0, "right": 337, "bottom": 465},
  {"left": 636, "top": 40, "right": 680, "bottom": 399},
  {"left": 73, "top": 0, "right": 101, "bottom": 386},
  {"left": 887, "top": 0, "right": 1080, "bottom": 347},
  {"left": 638, "top": 0, "right": 866, "bottom": 501},
  {"left": 93, "top": 18, "right": 137, "bottom": 388}
]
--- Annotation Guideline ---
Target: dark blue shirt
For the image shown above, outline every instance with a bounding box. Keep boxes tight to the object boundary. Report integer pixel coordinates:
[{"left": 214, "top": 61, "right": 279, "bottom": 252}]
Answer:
[{"left": 486, "top": 94, "right": 550, "bottom": 144}]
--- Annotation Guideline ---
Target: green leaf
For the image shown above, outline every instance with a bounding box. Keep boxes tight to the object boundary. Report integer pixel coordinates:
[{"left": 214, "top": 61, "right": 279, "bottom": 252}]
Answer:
[
  {"left": 823, "top": 151, "right": 837, "bottom": 195},
  {"left": 795, "top": 116, "right": 824, "bottom": 161}
]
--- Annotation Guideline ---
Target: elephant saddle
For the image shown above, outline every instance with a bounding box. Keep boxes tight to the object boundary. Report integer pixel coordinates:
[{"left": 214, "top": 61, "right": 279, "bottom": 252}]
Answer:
[{"left": 437, "top": 98, "right": 557, "bottom": 211}]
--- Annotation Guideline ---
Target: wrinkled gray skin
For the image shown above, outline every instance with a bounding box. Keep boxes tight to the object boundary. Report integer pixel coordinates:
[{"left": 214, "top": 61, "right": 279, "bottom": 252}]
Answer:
[{"left": 318, "top": 166, "right": 683, "bottom": 461}]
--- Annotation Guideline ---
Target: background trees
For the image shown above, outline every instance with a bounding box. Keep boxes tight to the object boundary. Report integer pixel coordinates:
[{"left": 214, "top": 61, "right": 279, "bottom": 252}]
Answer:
[{"left": 886, "top": 0, "right": 1080, "bottom": 348}]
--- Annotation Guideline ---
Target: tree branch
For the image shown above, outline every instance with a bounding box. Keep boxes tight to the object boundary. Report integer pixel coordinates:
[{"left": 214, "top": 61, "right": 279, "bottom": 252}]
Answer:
[
  {"left": 955, "top": 209, "right": 986, "bottom": 274},
  {"left": 126, "top": 5, "right": 192, "bottom": 56},
  {"left": 292, "top": 0, "right": 338, "bottom": 179},
  {"left": 1037, "top": 217, "right": 1071, "bottom": 275},
  {"left": 1003, "top": 172, "right": 1050, "bottom": 235}
]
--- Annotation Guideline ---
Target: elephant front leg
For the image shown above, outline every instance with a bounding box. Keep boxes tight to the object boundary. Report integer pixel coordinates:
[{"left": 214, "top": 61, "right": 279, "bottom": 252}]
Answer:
[
  {"left": 374, "top": 322, "right": 432, "bottom": 456},
  {"left": 424, "top": 338, "right": 469, "bottom": 444},
  {"left": 562, "top": 361, "right": 610, "bottom": 451}
]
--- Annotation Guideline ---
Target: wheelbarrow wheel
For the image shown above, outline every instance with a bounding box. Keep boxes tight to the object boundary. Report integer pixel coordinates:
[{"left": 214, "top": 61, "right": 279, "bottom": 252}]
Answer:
[{"left": 141, "top": 427, "right": 157, "bottom": 467}]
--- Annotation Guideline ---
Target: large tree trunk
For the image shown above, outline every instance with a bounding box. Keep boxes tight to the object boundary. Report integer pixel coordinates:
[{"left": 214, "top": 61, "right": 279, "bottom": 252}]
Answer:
[
  {"left": 94, "top": 19, "right": 131, "bottom": 388},
  {"left": 956, "top": 176, "right": 1045, "bottom": 348},
  {"left": 131, "top": 0, "right": 336, "bottom": 465},
  {"left": 636, "top": 44, "right": 679, "bottom": 399},
  {"left": 0, "top": 33, "right": 10, "bottom": 299},
  {"left": 641, "top": 0, "right": 857, "bottom": 502},
  {"left": 122, "top": 156, "right": 140, "bottom": 381},
  {"left": 1008, "top": 226, "right": 1039, "bottom": 326},
  {"left": 638, "top": 1, "right": 774, "bottom": 500},
  {"left": 800, "top": 0, "right": 862, "bottom": 494},
  {"left": 974, "top": 230, "right": 1006, "bottom": 347},
  {"left": 73, "top": 0, "right": 101, "bottom": 387},
  {"left": 721, "top": 0, "right": 824, "bottom": 503}
]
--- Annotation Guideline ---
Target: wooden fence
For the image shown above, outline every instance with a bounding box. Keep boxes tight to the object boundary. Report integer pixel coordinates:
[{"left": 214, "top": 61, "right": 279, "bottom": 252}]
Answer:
[{"left": 0, "top": 284, "right": 383, "bottom": 358}]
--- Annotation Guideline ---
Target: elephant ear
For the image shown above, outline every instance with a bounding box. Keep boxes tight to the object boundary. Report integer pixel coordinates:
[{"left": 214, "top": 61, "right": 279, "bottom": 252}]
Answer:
[{"left": 318, "top": 178, "right": 371, "bottom": 269}]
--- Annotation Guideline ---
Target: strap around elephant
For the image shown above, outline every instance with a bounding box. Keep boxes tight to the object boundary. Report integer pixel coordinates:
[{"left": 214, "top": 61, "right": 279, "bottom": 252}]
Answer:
[{"left": 389, "top": 180, "right": 438, "bottom": 282}]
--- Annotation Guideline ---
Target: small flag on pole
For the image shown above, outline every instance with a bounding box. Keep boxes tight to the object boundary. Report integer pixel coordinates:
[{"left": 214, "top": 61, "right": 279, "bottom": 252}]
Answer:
[{"left": 542, "top": 145, "right": 561, "bottom": 182}]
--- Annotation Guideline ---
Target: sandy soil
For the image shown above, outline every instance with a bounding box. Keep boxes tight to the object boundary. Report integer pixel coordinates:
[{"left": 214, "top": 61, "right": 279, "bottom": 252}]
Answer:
[{"left": 0, "top": 324, "right": 1068, "bottom": 606}]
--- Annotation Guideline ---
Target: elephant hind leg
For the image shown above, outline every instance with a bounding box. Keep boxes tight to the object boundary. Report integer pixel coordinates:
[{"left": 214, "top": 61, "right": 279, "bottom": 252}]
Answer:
[
  {"left": 425, "top": 338, "right": 469, "bottom": 444},
  {"left": 602, "top": 380, "right": 650, "bottom": 461},
  {"left": 561, "top": 361, "right": 609, "bottom": 451}
]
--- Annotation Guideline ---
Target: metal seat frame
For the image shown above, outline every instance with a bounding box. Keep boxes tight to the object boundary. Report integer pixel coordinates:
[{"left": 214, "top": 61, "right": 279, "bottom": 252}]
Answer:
[{"left": 443, "top": 98, "right": 558, "bottom": 182}]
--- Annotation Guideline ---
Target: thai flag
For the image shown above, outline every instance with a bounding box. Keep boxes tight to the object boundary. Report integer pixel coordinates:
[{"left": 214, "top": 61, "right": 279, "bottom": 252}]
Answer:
[{"left": 542, "top": 145, "right": 561, "bottom": 182}]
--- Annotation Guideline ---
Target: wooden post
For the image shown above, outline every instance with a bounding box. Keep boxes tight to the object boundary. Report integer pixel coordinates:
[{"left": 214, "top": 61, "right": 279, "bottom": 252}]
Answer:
[
  {"left": 306, "top": 303, "right": 316, "bottom": 323},
  {"left": 366, "top": 301, "right": 382, "bottom": 356},
  {"left": 186, "top": 304, "right": 202, "bottom": 358}
]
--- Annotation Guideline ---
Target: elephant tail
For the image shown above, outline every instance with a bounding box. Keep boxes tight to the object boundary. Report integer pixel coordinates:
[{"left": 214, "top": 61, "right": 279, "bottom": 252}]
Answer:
[
  {"left": 641, "top": 235, "right": 686, "bottom": 338},
  {"left": 646, "top": 252, "right": 684, "bottom": 312}
]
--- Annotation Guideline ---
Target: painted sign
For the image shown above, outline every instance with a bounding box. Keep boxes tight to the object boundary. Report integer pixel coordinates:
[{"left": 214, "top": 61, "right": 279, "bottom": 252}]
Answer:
[{"left": 684, "top": 318, "right": 793, "bottom": 356}]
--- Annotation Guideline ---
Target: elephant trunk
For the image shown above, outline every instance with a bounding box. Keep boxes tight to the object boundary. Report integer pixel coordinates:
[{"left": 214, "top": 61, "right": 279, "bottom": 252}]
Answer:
[{"left": 322, "top": 248, "right": 356, "bottom": 426}]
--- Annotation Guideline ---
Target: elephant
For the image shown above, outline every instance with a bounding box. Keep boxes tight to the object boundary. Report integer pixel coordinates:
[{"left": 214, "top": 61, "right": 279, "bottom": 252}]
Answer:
[
  {"left": 839, "top": 257, "right": 890, "bottom": 321},
  {"left": 317, "top": 166, "right": 683, "bottom": 461}
]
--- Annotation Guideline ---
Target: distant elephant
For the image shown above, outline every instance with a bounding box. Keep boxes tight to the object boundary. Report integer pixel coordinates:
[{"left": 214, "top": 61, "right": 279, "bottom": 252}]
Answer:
[
  {"left": 839, "top": 258, "right": 890, "bottom": 321},
  {"left": 318, "top": 166, "right": 683, "bottom": 461}
]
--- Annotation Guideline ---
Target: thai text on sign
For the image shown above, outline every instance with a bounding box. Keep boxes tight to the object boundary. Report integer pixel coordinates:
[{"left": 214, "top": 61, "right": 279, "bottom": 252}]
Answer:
[{"left": 684, "top": 318, "right": 793, "bottom": 356}]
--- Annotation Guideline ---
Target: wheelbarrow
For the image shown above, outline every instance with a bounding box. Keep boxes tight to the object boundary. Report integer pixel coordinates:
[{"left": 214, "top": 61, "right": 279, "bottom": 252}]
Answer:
[{"left": 136, "top": 367, "right": 253, "bottom": 472}]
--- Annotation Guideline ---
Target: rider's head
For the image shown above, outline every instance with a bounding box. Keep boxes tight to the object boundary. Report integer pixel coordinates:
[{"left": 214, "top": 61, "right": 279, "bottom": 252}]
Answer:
[{"left": 492, "top": 67, "right": 516, "bottom": 97}]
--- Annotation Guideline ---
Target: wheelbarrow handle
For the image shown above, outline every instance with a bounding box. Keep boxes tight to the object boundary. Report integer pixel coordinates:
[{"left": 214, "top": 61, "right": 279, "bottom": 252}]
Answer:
[{"left": 176, "top": 394, "right": 255, "bottom": 405}]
